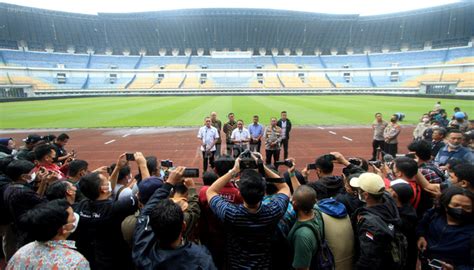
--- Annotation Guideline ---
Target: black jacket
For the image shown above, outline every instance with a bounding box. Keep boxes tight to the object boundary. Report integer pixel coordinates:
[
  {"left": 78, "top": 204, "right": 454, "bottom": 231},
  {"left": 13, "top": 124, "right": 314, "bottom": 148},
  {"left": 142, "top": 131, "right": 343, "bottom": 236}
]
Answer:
[
  {"left": 398, "top": 204, "right": 418, "bottom": 270},
  {"left": 334, "top": 192, "right": 364, "bottom": 217},
  {"left": 132, "top": 183, "right": 216, "bottom": 270},
  {"left": 353, "top": 193, "right": 401, "bottom": 270},
  {"left": 73, "top": 196, "right": 138, "bottom": 269},
  {"left": 276, "top": 119, "right": 292, "bottom": 139},
  {"left": 308, "top": 175, "right": 345, "bottom": 200}
]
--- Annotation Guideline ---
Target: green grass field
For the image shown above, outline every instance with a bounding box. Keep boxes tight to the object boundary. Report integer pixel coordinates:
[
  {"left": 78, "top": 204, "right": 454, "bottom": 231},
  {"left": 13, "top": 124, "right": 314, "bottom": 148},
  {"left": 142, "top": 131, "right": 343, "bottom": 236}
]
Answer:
[{"left": 0, "top": 96, "right": 472, "bottom": 128}]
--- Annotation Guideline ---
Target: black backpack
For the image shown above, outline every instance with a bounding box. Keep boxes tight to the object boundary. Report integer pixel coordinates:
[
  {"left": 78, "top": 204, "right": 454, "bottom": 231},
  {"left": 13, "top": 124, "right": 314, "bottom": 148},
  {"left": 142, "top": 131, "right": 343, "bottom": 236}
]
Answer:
[
  {"left": 387, "top": 222, "right": 408, "bottom": 270},
  {"left": 298, "top": 209, "right": 336, "bottom": 270}
]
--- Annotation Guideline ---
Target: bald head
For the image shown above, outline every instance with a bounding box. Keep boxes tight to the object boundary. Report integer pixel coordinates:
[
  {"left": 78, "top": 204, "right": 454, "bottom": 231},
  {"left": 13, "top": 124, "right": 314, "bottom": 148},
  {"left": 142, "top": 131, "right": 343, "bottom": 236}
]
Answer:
[
  {"left": 210, "top": 112, "right": 217, "bottom": 120},
  {"left": 293, "top": 185, "right": 317, "bottom": 213}
]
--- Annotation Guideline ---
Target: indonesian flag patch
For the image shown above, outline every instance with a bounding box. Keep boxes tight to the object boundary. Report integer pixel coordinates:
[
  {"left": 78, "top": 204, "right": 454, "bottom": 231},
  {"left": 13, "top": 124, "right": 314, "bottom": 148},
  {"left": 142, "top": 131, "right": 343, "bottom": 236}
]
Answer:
[{"left": 365, "top": 232, "right": 374, "bottom": 241}]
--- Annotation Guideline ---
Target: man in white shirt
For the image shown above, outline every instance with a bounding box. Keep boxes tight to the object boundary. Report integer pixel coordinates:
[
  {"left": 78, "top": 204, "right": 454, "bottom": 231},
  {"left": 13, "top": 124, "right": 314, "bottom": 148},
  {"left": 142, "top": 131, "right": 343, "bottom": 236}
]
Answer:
[
  {"left": 231, "top": 120, "right": 250, "bottom": 158},
  {"left": 198, "top": 117, "right": 220, "bottom": 172}
]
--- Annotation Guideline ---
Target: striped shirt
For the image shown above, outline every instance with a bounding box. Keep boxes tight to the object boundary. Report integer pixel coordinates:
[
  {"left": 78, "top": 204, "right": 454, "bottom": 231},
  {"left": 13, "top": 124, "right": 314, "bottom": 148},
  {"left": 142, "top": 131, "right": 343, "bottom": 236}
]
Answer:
[{"left": 209, "top": 193, "right": 289, "bottom": 269}]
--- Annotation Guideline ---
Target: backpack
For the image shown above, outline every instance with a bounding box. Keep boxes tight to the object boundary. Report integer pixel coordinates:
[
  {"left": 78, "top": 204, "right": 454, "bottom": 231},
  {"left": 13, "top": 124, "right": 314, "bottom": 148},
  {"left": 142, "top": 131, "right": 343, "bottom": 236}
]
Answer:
[
  {"left": 387, "top": 223, "right": 408, "bottom": 270},
  {"left": 298, "top": 209, "right": 336, "bottom": 270},
  {"left": 361, "top": 213, "right": 408, "bottom": 270}
]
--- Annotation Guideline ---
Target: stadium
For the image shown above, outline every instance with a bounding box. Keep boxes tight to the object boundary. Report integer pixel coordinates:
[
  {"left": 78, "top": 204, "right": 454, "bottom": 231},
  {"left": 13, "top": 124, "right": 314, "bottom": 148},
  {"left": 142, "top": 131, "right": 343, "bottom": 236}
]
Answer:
[{"left": 0, "top": 0, "right": 473, "bottom": 269}]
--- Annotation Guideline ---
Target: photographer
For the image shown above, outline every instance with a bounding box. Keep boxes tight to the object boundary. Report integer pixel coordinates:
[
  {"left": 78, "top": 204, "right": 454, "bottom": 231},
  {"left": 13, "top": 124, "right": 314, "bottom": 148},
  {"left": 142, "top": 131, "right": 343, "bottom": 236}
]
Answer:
[
  {"left": 51, "top": 133, "right": 74, "bottom": 165},
  {"left": 206, "top": 152, "right": 290, "bottom": 269},
  {"left": 73, "top": 153, "right": 139, "bottom": 269},
  {"left": 198, "top": 117, "right": 220, "bottom": 172},
  {"left": 3, "top": 160, "right": 53, "bottom": 259},
  {"left": 305, "top": 153, "right": 346, "bottom": 200},
  {"left": 132, "top": 167, "right": 216, "bottom": 269},
  {"left": 198, "top": 157, "right": 242, "bottom": 268}
]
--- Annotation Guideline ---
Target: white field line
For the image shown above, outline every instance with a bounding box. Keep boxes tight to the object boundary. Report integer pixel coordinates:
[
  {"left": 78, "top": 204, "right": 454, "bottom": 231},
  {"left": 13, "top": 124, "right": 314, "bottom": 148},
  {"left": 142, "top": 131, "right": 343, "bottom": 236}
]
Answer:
[{"left": 104, "top": 139, "right": 116, "bottom": 145}]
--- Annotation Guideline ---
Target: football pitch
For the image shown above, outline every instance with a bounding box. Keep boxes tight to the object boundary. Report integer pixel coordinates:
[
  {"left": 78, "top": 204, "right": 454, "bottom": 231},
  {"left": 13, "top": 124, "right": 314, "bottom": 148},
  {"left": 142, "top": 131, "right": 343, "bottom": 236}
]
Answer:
[{"left": 1, "top": 95, "right": 472, "bottom": 129}]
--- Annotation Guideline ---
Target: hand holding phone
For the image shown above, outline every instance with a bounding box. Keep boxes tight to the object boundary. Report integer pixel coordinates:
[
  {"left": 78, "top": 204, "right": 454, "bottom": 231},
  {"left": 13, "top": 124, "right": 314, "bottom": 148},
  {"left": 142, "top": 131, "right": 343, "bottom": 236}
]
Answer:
[
  {"left": 307, "top": 163, "right": 317, "bottom": 170},
  {"left": 125, "top": 153, "right": 135, "bottom": 161}
]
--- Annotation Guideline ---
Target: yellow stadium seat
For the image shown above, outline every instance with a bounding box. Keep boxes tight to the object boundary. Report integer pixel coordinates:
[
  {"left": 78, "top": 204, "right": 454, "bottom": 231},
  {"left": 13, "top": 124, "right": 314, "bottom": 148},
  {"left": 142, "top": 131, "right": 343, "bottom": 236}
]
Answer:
[
  {"left": 128, "top": 77, "right": 156, "bottom": 89},
  {"left": 445, "top": 57, "right": 474, "bottom": 65},
  {"left": 9, "top": 76, "right": 54, "bottom": 90},
  {"left": 277, "top": 64, "right": 299, "bottom": 70},
  {"left": 307, "top": 76, "right": 333, "bottom": 88}
]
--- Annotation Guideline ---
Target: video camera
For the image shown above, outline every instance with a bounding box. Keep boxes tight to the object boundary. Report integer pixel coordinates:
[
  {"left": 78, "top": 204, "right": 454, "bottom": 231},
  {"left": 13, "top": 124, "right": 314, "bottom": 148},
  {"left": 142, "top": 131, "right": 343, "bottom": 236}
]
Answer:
[
  {"left": 239, "top": 149, "right": 260, "bottom": 170},
  {"left": 274, "top": 159, "right": 294, "bottom": 168}
]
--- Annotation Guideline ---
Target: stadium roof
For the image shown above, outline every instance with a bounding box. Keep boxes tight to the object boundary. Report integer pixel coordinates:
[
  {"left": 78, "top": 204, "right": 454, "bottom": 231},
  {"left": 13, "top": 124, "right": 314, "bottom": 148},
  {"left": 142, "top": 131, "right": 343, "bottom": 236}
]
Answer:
[
  {"left": 0, "top": 0, "right": 463, "bottom": 16},
  {"left": 0, "top": 1, "right": 472, "bottom": 55}
]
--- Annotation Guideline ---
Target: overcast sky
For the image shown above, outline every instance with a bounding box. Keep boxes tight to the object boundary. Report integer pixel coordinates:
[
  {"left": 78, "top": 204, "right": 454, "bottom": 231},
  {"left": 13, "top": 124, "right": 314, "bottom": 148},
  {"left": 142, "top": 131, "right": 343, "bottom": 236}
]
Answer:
[{"left": 1, "top": 0, "right": 460, "bottom": 15}]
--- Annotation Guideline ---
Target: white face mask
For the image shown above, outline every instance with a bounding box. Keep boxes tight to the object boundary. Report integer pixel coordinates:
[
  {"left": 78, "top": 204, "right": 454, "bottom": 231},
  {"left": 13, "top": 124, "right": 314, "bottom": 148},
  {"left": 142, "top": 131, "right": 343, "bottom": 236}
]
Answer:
[
  {"left": 358, "top": 192, "right": 366, "bottom": 203},
  {"left": 107, "top": 182, "right": 112, "bottom": 193},
  {"left": 70, "top": 213, "right": 80, "bottom": 233},
  {"left": 27, "top": 172, "right": 36, "bottom": 183}
]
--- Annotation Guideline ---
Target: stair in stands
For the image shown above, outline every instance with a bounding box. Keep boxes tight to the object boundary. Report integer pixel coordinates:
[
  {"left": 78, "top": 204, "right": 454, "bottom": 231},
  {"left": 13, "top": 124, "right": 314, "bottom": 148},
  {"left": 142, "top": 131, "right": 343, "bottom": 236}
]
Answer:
[
  {"left": 325, "top": 73, "right": 336, "bottom": 88},
  {"left": 366, "top": 53, "right": 372, "bottom": 68},
  {"left": 81, "top": 75, "right": 90, "bottom": 89},
  {"left": 134, "top": 55, "right": 143, "bottom": 69},
  {"left": 369, "top": 73, "right": 376, "bottom": 87},
  {"left": 185, "top": 55, "right": 192, "bottom": 69},
  {"left": 271, "top": 55, "right": 278, "bottom": 68},
  {"left": 125, "top": 75, "right": 136, "bottom": 89},
  {"left": 178, "top": 75, "right": 187, "bottom": 89},
  {"left": 86, "top": 54, "right": 92, "bottom": 69},
  {"left": 318, "top": 55, "right": 327, "bottom": 69},
  {"left": 0, "top": 51, "right": 6, "bottom": 65},
  {"left": 276, "top": 73, "right": 285, "bottom": 88}
]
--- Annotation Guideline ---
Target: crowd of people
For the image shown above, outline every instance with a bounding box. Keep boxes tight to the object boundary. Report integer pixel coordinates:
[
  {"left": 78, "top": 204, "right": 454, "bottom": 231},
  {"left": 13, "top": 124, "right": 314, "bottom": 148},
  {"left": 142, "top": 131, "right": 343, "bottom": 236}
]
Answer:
[{"left": 0, "top": 103, "right": 472, "bottom": 270}]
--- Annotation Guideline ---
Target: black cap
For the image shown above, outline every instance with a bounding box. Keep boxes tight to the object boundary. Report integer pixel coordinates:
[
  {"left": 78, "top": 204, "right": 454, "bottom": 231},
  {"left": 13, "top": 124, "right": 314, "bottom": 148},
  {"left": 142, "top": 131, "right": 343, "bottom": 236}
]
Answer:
[{"left": 23, "top": 134, "right": 42, "bottom": 144}]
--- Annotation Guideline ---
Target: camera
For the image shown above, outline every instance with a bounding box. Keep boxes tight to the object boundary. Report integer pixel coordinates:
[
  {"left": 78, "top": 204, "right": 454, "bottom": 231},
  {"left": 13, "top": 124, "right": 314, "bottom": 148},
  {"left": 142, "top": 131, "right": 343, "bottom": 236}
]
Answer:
[
  {"left": 125, "top": 153, "right": 135, "bottom": 161},
  {"left": 183, "top": 168, "right": 199, "bottom": 178},
  {"left": 322, "top": 154, "right": 336, "bottom": 162},
  {"left": 369, "top": 160, "right": 382, "bottom": 168},
  {"left": 161, "top": 160, "right": 173, "bottom": 168},
  {"left": 348, "top": 158, "right": 362, "bottom": 167},
  {"left": 307, "top": 163, "right": 317, "bottom": 170},
  {"left": 274, "top": 159, "right": 293, "bottom": 168},
  {"left": 239, "top": 149, "right": 259, "bottom": 170}
]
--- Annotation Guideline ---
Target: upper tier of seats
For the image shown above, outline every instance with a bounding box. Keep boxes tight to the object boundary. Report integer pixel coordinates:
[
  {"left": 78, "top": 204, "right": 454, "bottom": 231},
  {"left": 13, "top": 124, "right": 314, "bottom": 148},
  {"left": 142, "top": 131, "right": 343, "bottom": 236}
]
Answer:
[
  {"left": 0, "top": 46, "right": 472, "bottom": 90},
  {"left": 1, "top": 46, "right": 472, "bottom": 70}
]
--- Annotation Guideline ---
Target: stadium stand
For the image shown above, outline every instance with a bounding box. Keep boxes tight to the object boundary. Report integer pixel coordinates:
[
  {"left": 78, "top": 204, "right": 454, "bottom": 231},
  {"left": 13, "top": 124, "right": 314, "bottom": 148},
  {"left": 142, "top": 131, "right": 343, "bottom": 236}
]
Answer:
[{"left": 0, "top": 2, "right": 473, "bottom": 96}]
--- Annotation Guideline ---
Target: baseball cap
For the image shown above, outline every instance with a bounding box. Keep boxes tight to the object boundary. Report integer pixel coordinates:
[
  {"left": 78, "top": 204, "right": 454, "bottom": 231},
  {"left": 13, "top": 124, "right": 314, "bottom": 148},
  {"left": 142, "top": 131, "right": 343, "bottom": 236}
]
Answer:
[
  {"left": 23, "top": 134, "right": 42, "bottom": 144},
  {"left": 390, "top": 179, "right": 414, "bottom": 204},
  {"left": 454, "top": 112, "right": 465, "bottom": 119},
  {"left": 137, "top": 176, "right": 164, "bottom": 204},
  {"left": 350, "top": 172, "right": 385, "bottom": 195}
]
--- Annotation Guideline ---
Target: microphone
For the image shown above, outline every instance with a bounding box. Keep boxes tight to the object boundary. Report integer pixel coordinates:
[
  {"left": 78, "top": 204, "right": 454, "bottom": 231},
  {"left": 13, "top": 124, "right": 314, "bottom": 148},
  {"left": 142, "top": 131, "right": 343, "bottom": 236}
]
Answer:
[{"left": 383, "top": 154, "right": 394, "bottom": 163}]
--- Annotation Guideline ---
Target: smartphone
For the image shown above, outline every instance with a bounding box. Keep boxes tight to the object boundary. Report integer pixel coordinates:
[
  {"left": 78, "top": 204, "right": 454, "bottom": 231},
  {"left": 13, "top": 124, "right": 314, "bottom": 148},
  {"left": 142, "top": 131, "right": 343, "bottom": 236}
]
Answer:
[
  {"left": 125, "top": 153, "right": 135, "bottom": 161},
  {"left": 428, "top": 259, "right": 444, "bottom": 270},
  {"left": 307, "top": 163, "right": 317, "bottom": 170},
  {"left": 183, "top": 168, "right": 199, "bottom": 178},
  {"left": 161, "top": 160, "right": 173, "bottom": 168}
]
